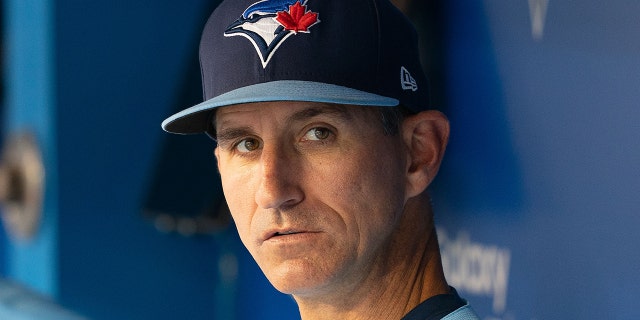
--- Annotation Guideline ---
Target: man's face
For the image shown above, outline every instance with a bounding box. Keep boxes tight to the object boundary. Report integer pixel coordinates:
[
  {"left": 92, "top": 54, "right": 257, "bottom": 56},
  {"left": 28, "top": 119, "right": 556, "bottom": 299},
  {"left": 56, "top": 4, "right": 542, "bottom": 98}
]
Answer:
[{"left": 214, "top": 101, "right": 409, "bottom": 298}]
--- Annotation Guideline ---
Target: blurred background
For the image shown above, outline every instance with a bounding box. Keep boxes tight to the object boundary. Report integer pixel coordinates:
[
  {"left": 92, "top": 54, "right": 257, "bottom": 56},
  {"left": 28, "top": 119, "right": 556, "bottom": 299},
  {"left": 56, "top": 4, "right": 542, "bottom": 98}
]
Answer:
[{"left": 0, "top": 0, "right": 638, "bottom": 319}]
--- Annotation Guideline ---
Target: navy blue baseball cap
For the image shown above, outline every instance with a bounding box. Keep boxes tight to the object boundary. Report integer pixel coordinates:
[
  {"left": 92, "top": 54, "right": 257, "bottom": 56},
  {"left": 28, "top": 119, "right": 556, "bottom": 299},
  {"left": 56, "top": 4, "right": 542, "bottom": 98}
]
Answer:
[{"left": 162, "top": 0, "right": 430, "bottom": 134}]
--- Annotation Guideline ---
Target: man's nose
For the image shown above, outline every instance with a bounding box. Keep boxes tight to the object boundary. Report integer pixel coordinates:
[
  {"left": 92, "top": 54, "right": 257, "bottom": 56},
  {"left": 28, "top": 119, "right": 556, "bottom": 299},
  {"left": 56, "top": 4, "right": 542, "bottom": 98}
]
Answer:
[{"left": 254, "top": 145, "right": 304, "bottom": 210}]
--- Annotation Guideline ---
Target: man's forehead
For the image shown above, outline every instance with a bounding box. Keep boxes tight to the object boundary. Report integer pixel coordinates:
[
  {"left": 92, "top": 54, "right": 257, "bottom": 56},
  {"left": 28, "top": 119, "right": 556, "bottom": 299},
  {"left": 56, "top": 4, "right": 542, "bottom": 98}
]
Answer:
[{"left": 214, "top": 101, "right": 367, "bottom": 126}]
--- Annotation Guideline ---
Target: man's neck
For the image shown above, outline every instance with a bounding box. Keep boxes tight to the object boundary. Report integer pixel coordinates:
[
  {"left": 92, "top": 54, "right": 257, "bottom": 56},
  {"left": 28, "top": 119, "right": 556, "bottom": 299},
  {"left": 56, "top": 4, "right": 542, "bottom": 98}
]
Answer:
[{"left": 294, "top": 195, "right": 450, "bottom": 320}]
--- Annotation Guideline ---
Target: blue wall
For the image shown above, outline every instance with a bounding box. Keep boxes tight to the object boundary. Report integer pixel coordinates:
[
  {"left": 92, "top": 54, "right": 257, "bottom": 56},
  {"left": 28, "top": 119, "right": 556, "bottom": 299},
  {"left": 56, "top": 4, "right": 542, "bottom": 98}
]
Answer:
[
  {"left": 3, "top": 0, "right": 58, "bottom": 296},
  {"left": 433, "top": 1, "right": 640, "bottom": 319}
]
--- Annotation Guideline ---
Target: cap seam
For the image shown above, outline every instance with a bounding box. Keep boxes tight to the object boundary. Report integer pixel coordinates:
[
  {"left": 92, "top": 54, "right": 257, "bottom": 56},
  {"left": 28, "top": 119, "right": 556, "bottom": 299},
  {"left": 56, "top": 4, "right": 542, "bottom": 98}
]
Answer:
[{"left": 371, "top": 0, "right": 384, "bottom": 101}]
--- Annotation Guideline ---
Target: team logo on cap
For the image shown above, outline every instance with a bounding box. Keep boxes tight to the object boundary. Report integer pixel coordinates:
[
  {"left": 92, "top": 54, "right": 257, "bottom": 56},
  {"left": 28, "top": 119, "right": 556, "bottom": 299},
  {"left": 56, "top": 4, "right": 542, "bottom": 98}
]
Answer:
[{"left": 224, "top": 0, "right": 320, "bottom": 68}]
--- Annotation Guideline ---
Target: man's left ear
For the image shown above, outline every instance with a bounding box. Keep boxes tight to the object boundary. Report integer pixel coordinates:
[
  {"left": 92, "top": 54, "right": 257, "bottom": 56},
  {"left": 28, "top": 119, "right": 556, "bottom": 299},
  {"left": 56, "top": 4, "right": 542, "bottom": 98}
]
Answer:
[{"left": 402, "top": 110, "right": 450, "bottom": 198}]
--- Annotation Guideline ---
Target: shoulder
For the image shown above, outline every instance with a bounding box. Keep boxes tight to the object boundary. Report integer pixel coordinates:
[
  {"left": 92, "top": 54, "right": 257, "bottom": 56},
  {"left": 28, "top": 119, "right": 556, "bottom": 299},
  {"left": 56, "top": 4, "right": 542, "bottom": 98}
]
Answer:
[{"left": 441, "top": 304, "right": 480, "bottom": 320}]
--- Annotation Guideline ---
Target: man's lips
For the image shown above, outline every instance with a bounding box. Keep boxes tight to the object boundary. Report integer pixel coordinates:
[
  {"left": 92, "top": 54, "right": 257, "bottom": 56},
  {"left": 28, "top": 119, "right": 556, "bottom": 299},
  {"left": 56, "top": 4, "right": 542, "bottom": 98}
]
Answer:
[{"left": 261, "top": 229, "right": 318, "bottom": 242}]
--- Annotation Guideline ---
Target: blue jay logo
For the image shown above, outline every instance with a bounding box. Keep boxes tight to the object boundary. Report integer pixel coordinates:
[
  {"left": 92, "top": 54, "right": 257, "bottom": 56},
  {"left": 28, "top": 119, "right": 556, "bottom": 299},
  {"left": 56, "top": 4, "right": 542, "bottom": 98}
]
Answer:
[{"left": 224, "top": 0, "right": 320, "bottom": 68}]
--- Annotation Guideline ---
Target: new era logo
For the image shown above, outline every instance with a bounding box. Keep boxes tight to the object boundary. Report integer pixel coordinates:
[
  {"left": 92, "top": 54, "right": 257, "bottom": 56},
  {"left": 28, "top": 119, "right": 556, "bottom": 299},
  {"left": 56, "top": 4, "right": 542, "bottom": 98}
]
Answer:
[{"left": 400, "top": 66, "right": 418, "bottom": 92}]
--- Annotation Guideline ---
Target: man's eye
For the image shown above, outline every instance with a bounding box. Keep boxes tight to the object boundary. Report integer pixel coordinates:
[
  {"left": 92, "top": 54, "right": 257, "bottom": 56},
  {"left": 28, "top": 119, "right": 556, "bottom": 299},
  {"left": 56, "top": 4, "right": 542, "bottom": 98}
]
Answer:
[
  {"left": 235, "top": 138, "right": 260, "bottom": 153},
  {"left": 303, "top": 127, "right": 331, "bottom": 141}
]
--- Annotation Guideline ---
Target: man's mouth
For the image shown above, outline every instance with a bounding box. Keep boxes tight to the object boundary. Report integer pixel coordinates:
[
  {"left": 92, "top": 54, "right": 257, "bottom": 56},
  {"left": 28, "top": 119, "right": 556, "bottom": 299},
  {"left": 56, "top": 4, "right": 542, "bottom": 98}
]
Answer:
[
  {"left": 273, "top": 230, "right": 301, "bottom": 237},
  {"left": 262, "top": 229, "right": 314, "bottom": 242}
]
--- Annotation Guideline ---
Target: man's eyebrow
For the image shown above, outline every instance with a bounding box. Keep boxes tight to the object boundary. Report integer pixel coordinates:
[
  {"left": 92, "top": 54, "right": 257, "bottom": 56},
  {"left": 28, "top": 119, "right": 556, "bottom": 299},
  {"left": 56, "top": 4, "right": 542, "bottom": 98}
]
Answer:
[
  {"left": 287, "top": 104, "right": 353, "bottom": 124},
  {"left": 214, "top": 104, "right": 353, "bottom": 145},
  {"left": 215, "top": 126, "right": 253, "bottom": 147}
]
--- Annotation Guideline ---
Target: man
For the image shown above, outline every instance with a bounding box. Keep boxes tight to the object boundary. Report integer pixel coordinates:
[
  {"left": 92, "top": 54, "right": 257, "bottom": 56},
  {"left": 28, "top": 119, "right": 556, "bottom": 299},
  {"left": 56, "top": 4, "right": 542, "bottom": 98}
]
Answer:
[{"left": 162, "top": 0, "right": 479, "bottom": 319}]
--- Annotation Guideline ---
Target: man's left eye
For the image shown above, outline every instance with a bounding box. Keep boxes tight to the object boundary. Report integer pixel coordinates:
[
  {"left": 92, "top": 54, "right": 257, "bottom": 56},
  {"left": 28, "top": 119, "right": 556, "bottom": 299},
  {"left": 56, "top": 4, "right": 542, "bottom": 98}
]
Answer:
[{"left": 303, "top": 127, "right": 331, "bottom": 141}]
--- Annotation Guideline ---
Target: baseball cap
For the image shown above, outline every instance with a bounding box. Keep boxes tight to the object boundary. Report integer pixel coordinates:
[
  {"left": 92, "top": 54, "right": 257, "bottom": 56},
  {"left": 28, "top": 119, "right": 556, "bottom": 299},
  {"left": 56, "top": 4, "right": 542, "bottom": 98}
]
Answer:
[{"left": 162, "top": 0, "right": 430, "bottom": 134}]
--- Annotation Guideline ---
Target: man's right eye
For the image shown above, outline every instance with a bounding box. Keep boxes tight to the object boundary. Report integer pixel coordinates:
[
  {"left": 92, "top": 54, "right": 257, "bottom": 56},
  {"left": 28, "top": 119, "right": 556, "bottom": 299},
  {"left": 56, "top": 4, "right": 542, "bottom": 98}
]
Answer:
[{"left": 235, "top": 138, "right": 260, "bottom": 153}]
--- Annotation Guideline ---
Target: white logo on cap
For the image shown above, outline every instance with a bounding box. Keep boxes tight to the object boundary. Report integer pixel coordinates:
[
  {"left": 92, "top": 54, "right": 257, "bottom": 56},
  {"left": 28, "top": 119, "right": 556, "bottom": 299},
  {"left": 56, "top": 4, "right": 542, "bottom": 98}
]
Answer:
[{"left": 400, "top": 66, "right": 418, "bottom": 92}]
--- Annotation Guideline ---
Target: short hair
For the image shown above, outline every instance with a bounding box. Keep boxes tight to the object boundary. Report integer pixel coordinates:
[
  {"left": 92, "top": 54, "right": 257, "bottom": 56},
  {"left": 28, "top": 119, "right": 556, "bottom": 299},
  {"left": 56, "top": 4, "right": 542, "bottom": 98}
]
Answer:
[{"left": 378, "top": 106, "right": 412, "bottom": 136}]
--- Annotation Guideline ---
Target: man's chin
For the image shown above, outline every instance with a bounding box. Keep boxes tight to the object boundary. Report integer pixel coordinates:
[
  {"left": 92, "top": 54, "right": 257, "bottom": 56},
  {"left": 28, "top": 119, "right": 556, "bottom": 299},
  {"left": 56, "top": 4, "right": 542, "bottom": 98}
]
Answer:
[{"left": 262, "top": 264, "right": 338, "bottom": 298}]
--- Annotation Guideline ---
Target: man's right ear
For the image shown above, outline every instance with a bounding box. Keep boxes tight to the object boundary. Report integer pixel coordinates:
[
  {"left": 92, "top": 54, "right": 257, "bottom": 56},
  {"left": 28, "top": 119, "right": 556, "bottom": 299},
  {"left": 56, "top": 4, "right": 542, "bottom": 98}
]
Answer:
[
  {"left": 214, "top": 147, "right": 222, "bottom": 171},
  {"left": 401, "top": 110, "right": 450, "bottom": 199}
]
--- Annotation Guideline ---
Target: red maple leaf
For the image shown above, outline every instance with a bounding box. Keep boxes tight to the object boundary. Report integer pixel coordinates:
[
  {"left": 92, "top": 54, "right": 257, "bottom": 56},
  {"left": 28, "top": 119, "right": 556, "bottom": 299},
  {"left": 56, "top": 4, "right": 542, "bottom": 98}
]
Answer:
[{"left": 276, "top": 1, "right": 319, "bottom": 33}]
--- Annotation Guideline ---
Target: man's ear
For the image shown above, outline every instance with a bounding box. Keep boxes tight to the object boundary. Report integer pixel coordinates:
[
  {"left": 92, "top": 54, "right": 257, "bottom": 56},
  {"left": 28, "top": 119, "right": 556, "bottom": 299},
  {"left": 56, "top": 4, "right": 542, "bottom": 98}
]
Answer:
[
  {"left": 214, "top": 147, "right": 222, "bottom": 171},
  {"left": 402, "top": 110, "right": 450, "bottom": 199}
]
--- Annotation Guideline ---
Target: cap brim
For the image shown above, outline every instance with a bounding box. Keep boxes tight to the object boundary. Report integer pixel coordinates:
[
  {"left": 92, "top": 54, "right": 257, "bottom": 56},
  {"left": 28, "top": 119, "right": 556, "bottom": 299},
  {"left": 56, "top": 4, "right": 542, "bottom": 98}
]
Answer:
[{"left": 161, "top": 80, "right": 399, "bottom": 134}]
